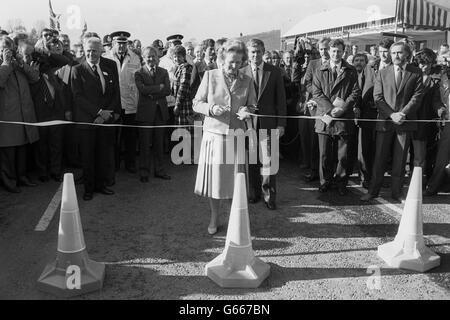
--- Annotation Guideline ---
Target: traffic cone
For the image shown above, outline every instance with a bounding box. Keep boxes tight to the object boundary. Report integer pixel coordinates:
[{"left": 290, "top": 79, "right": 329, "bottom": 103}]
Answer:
[
  {"left": 378, "top": 167, "right": 441, "bottom": 272},
  {"left": 37, "top": 173, "right": 105, "bottom": 297},
  {"left": 205, "top": 173, "right": 270, "bottom": 288}
]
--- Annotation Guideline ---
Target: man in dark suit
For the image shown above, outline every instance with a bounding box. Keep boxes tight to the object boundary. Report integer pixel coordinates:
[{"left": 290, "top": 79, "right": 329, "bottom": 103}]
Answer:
[
  {"left": 361, "top": 41, "right": 424, "bottom": 202},
  {"left": 353, "top": 53, "right": 377, "bottom": 189},
  {"left": 244, "top": 39, "right": 287, "bottom": 210},
  {"left": 71, "top": 37, "right": 122, "bottom": 201},
  {"left": 312, "top": 38, "right": 361, "bottom": 196},
  {"left": 134, "top": 46, "right": 171, "bottom": 183},
  {"left": 300, "top": 37, "right": 331, "bottom": 182}
]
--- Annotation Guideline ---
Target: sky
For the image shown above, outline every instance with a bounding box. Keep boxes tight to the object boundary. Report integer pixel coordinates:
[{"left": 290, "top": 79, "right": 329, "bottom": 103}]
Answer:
[{"left": 0, "top": 0, "right": 397, "bottom": 46}]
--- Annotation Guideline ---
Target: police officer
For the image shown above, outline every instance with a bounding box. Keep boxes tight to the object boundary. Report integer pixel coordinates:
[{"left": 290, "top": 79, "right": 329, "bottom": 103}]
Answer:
[{"left": 104, "top": 31, "right": 141, "bottom": 173}]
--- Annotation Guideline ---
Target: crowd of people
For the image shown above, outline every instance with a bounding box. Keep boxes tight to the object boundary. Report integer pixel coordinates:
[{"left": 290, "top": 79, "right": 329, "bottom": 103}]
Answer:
[{"left": 1, "top": 26, "right": 450, "bottom": 225}]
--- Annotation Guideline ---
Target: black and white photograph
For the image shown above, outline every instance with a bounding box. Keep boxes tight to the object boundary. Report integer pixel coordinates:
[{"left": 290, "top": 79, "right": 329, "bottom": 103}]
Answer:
[{"left": 0, "top": 0, "right": 449, "bottom": 308}]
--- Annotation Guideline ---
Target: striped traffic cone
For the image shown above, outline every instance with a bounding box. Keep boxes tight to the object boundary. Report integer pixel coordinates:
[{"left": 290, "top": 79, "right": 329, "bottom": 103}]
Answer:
[{"left": 37, "top": 173, "right": 105, "bottom": 297}]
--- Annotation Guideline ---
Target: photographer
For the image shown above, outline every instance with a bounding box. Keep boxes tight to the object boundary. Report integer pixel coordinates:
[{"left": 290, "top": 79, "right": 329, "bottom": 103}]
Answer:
[
  {"left": 29, "top": 38, "right": 71, "bottom": 183},
  {"left": 0, "top": 35, "right": 40, "bottom": 193}
]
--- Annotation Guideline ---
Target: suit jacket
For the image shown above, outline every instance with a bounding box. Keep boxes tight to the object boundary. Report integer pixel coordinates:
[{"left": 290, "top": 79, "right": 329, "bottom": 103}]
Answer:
[
  {"left": 193, "top": 69, "right": 257, "bottom": 135},
  {"left": 304, "top": 59, "right": 323, "bottom": 97},
  {"left": 241, "top": 63, "right": 287, "bottom": 129},
  {"left": 373, "top": 64, "right": 424, "bottom": 132},
  {"left": 134, "top": 65, "right": 171, "bottom": 124},
  {"left": 357, "top": 65, "right": 377, "bottom": 129},
  {"left": 190, "top": 60, "right": 217, "bottom": 99},
  {"left": 440, "top": 70, "right": 450, "bottom": 119},
  {"left": 70, "top": 57, "right": 122, "bottom": 126},
  {"left": 312, "top": 59, "right": 361, "bottom": 135}
]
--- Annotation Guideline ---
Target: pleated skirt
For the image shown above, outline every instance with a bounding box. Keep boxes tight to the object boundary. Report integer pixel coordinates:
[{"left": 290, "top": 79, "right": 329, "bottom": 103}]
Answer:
[{"left": 194, "top": 131, "right": 246, "bottom": 199}]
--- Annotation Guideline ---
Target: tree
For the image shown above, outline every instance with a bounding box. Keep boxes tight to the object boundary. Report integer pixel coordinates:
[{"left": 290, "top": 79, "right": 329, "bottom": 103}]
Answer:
[{"left": 5, "top": 19, "right": 26, "bottom": 33}]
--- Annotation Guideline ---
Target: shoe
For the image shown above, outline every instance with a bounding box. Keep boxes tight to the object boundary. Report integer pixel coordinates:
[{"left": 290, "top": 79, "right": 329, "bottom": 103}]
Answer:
[
  {"left": 360, "top": 193, "right": 377, "bottom": 202},
  {"left": 318, "top": 183, "right": 330, "bottom": 193},
  {"left": 39, "top": 175, "right": 50, "bottom": 183},
  {"left": 303, "top": 173, "right": 319, "bottom": 182},
  {"left": 18, "top": 177, "right": 37, "bottom": 187},
  {"left": 126, "top": 166, "right": 137, "bottom": 174},
  {"left": 140, "top": 176, "right": 149, "bottom": 183},
  {"left": 50, "top": 173, "right": 62, "bottom": 182},
  {"left": 362, "top": 181, "right": 370, "bottom": 189},
  {"left": 338, "top": 186, "right": 348, "bottom": 196},
  {"left": 424, "top": 189, "right": 437, "bottom": 197},
  {"left": 265, "top": 201, "right": 277, "bottom": 210},
  {"left": 208, "top": 226, "right": 218, "bottom": 235},
  {"left": 391, "top": 195, "right": 404, "bottom": 203},
  {"left": 154, "top": 174, "right": 171, "bottom": 180},
  {"left": 4, "top": 184, "right": 21, "bottom": 193},
  {"left": 96, "top": 187, "right": 115, "bottom": 195},
  {"left": 83, "top": 192, "right": 93, "bottom": 201},
  {"left": 248, "top": 197, "right": 260, "bottom": 204}
]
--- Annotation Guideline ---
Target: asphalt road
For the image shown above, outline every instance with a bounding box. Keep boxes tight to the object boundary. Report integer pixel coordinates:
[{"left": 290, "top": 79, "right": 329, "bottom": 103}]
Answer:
[{"left": 0, "top": 157, "right": 449, "bottom": 300}]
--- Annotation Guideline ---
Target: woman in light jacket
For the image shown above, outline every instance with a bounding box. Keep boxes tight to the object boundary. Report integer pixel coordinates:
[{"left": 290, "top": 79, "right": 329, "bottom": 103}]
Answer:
[{"left": 193, "top": 40, "right": 257, "bottom": 235}]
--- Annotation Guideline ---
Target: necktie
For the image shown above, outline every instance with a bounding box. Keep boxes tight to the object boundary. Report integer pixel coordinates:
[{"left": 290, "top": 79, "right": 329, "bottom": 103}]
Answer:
[
  {"left": 360, "top": 72, "right": 365, "bottom": 91},
  {"left": 92, "top": 65, "right": 103, "bottom": 92},
  {"left": 332, "top": 66, "right": 338, "bottom": 83},
  {"left": 151, "top": 67, "right": 156, "bottom": 77},
  {"left": 254, "top": 67, "right": 260, "bottom": 96},
  {"left": 396, "top": 67, "right": 403, "bottom": 91}
]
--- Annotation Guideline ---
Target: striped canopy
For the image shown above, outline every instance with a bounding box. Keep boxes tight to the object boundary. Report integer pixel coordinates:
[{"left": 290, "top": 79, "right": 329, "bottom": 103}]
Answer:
[{"left": 398, "top": 0, "right": 450, "bottom": 30}]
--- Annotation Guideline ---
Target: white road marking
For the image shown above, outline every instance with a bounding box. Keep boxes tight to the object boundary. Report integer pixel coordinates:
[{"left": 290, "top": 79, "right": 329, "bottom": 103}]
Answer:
[{"left": 34, "top": 184, "right": 62, "bottom": 231}]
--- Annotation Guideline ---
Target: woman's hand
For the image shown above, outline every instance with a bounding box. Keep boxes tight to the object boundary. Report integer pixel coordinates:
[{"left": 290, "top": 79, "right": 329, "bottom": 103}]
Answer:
[
  {"left": 237, "top": 107, "right": 251, "bottom": 120},
  {"left": 211, "top": 105, "right": 229, "bottom": 116}
]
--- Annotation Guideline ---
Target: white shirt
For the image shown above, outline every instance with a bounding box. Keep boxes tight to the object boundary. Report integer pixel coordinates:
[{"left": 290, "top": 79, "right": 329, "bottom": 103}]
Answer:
[
  {"left": 87, "top": 61, "right": 105, "bottom": 94},
  {"left": 330, "top": 60, "right": 342, "bottom": 73},
  {"left": 251, "top": 61, "right": 264, "bottom": 89},
  {"left": 394, "top": 64, "right": 406, "bottom": 87}
]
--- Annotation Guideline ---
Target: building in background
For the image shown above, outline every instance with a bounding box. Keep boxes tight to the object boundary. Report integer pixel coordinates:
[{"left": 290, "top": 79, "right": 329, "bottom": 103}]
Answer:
[
  {"left": 282, "top": 0, "right": 450, "bottom": 52},
  {"left": 237, "top": 29, "right": 281, "bottom": 51}
]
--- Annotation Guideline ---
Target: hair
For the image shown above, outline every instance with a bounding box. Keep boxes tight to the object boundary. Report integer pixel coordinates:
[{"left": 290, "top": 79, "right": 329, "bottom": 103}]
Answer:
[
  {"left": 58, "top": 34, "right": 69, "bottom": 40},
  {"left": 202, "top": 38, "right": 215, "bottom": 48},
  {"left": 217, "top": 39, "right": 248, "bottom": 65},
  {"left": 194, "top": 44, "right": 203, "bottom": 53},
  {"left": 329, "top": 39, "right": 345, "bottom": 50},
  {"left": 83, "top": 37, "right": 102, "bottom": 49},
  {"left": 216, "top": 37, "right": 228, "bottom": 48},
  {"left": 41, "top": 28, "right": 53, "bottom": 36},
  {"left": 352, "top": 53, "right": 369, "bottom": 64},
  {"left": 352, "top": 44, "right": 358, "bottom": 48},
  {"left": 379, "top": 38, "right": 394, "bottom": 50},
  {"left": 441, "top": 43, "right": 449, "bottom": 48},
  {"left": 271, "top": 50, "right": 281, "bottom": 59},
  {"left": 0, "top": 35, "right": 15, "bottom": 50},
  {"left": 142, "top": 46, "right": 158, "bottom": 57},
  {"left": 246, "top": 39, "right": 265, "bottom": 51},
  {"left": 72, "top": 42, "right": 83, "bottom": 49},
  {"left": 263, "top": 51, "right": 272, "bottom": 59},
  {"left": 317, "top": 37, "right": 331, "bottom": 46},
  {"left": 415, "top": 48, "right": 437, "bottom": 65},
  {"left": 390, "top": 40, "right": 413, "bottom": 59},
  {"left": 82, "top": 32, "right": 100, "bottom": 40},
  {"left": 173, "top": 44, "right": 186, "bottom": 58}
]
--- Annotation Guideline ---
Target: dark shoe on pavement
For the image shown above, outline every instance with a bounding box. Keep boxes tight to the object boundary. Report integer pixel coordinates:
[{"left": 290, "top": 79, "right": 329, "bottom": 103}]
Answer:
[
  {"left": 39, "top": 175, "right": 50, "bottom": 183},
  {"left": 303, "top": 173, "right": 319, "bottom": 182},
  {"left": 18, "top": 177, "right": 37, "bottom": 187},
  {"left": 360, "top": 193, "right": 377, "bottom": 202},
  {"left": 96, "top": 187, "right": 115, "bottom": 195},
  {"left": 248, "top": 196, "right": 260, "bottom": 204},
  {"left": 140, "top": 176, "right": 149, "bottom": 183},
  {"left": 319, "top": 183, "right": 330, "bottom": 193},
  {"left": 126, "top": 166, "right": 137, "bottom": 174},
  {"left": 4, "top": 184, "right": 21, "bottom": 193},
  {"left": 50, "top": 173, "right": 62, "bottom": 182},
  {"left": 362, "top": 181, "right": 370, "bottom": 189},
  {"left": 338, "top": 186, "right": 348, "bottom": 196},
  {"left": 265, "top": 201, "right": 277, "bottom": 210},
  {"left": 391, "top": 195, "right": 404, "bottom": 203},
  {"left": 154, "top": 174, "right": 171, "bottom": 180},
  {"left": 423, "top": 189, "right": 437, "bottom": 197},
  {"left": 83, "top": 192, "right": 93, "bottom": 201}
]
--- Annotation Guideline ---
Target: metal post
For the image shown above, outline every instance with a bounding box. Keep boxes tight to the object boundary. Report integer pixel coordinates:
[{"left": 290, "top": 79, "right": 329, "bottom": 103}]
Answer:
[{"left": 394, "top": 0, "right": 400, "bottom": 42}]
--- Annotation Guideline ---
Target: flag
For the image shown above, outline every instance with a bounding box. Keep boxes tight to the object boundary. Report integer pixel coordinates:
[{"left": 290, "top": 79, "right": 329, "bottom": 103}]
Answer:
[
  {"left": 397, "top": 0, "right": 450, "bottom": 30},
  {"left": 49, "top": 0, "right": 61, "bottom": 31},
  {"left": 81, "top": 21, "right": 88, "bottom": 38}
]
